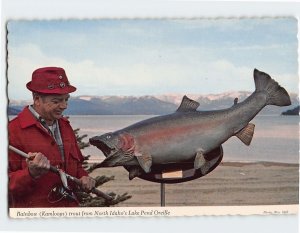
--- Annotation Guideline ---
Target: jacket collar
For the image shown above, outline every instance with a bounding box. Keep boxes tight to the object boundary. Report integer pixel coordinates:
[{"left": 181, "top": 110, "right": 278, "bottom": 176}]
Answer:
[
  {"left": 18, "top": 106, "right": 38, "bottom": 129},
  {"left": 18, "top": 106, "right": 69, "bottom": 129}
]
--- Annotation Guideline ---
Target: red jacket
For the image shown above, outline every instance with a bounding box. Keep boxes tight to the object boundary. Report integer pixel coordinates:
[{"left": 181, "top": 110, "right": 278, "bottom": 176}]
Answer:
[{"left": 8, "top": 106, "right": 88, "bottom": 208}]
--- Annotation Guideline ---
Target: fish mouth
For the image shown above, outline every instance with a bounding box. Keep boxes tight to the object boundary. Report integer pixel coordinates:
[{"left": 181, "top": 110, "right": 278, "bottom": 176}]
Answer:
[
  {"left": 89, "top": 135, "right": 138, "bottom": 167},
  {"left": 89, "top": 137, "right": 116, "bottom": 157},
  {"left": 99, "top": 150, "right": 138, "bottom": 167}
]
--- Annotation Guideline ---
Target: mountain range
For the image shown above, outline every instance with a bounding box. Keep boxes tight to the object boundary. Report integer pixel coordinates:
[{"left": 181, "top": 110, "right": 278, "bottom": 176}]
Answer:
[{"left": 8, "top": 92, "right": 299, "bottom": 115}]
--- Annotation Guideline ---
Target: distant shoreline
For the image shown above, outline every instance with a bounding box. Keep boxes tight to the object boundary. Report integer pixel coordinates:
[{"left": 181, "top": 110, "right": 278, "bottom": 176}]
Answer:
[
  {"left": 8, "top": 113, "right": 298, "bottom": 117},
  {"left": 221, "top": 161, "right": 299, "bottom": 167}
]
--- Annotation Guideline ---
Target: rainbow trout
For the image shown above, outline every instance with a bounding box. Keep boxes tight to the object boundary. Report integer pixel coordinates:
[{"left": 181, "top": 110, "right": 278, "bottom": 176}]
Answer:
[{"left": 89, "top": 69, "right": 291, "bottom": 179}]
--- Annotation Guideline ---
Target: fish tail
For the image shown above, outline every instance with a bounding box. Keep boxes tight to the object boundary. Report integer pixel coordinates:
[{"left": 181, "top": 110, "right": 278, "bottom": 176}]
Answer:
[{"left": 254, "top": 69, "right": 291, "bottom": 106}]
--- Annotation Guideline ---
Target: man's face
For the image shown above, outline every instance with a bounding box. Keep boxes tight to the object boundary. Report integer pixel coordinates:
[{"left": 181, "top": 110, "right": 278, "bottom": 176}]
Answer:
[{"left": 34, "top": 94, "right": 70, "bottom": 123}]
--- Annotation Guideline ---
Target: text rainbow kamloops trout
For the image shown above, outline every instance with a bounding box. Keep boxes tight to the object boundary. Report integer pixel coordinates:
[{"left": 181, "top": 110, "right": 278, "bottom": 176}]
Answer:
[{"left": 89, "top": 69, "right": 291, "bottom": 180}]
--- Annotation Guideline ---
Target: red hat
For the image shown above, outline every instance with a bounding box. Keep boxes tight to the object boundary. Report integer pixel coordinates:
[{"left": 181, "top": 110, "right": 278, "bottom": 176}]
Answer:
[{"left": 26, "top": 67, "right": 77, "bottom": 94}]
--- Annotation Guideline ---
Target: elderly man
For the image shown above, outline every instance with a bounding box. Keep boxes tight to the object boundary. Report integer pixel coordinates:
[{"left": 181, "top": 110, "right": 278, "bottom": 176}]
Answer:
[{"left": 9, "top": 67, "right": 95, "bottom": 207}]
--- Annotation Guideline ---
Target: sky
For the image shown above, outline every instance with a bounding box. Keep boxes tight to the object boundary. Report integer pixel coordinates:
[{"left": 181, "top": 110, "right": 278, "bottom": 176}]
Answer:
[{"left": 7, "top": 18, "right": 299, "bottom": 100}]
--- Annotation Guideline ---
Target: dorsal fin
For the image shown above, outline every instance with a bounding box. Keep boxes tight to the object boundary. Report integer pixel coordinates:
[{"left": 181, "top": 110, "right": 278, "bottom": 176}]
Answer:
[
  {"left": 176, "top": 95, "right": 200, "bottom": 112},
  {"left": 233, "top": 97, "right": 238, "bottom": 105}
]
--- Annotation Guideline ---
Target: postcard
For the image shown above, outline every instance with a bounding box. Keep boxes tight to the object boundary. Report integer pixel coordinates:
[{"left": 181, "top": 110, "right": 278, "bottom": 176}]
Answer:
[{"left": 6, "top": 18, "right": 299, "bottom": 219}]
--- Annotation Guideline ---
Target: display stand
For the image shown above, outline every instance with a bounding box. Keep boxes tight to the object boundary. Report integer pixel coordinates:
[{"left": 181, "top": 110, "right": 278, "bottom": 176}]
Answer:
[
  {"left": 124, "top": 147, "right": 224, "bottom": 206},
  {"left": 136, "top": 146, "right": 223, "bottom": 183},
  {"left": 160, "top": 183, "right": 165, "bottom": 207}
]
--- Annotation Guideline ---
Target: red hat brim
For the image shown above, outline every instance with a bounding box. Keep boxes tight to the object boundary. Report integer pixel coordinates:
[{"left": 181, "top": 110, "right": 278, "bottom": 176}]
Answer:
[{"left": 26, "top": 81, "right": 77, "bottom": 94}]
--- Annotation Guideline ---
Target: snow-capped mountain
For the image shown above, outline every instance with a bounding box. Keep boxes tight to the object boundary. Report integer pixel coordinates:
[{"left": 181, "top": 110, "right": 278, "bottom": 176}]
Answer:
[
  {"left": 8, "top": 92, "right": 299, "bottom": 115},
  {"left": 155, "top": 91, "right": 251, "bottom": 105}
]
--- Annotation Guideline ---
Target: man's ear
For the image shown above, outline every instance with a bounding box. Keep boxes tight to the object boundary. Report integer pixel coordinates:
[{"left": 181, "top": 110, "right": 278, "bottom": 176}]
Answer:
[{"left": 33, "top": 93, "right": 42, "bottom": 106}]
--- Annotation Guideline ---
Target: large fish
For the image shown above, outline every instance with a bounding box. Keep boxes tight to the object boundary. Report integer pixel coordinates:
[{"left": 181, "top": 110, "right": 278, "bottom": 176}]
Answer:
[{"left": 89, "top": 69, "right": 291, "bottom": 180}]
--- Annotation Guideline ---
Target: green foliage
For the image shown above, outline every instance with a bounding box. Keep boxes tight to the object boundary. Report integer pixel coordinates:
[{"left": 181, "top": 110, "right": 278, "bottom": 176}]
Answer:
[
  {"left": 74, "top": 128, "right": 90, "bottom": 150},
  {"left": 74, "top": 128, "right": 131, "bottom": 207}
]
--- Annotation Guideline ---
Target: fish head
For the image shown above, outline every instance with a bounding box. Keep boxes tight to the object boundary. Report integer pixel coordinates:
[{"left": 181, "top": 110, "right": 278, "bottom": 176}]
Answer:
[
  {"left": 89, "top": 132, "right": 137, "bottom": 167},
  {"left": 89, "top": 132, "right": 121, "bottom": 157}
]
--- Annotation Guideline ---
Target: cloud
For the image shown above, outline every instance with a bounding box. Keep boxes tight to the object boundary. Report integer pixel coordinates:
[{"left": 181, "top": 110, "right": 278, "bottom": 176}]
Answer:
[{"left": 8, "top": 34, "right": 298, "bottom": 101}]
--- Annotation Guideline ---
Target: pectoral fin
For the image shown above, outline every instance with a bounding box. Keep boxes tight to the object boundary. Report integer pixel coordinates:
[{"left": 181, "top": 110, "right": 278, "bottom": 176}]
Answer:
[
  {"left": 136, "top": 153, "right": 152, "bottom": 173},
  {"left": 236, "top": 123, "right": 255, "bottom": 146},
  {"left": 194, "top": 151, "right": 211, "bottom": 174}
]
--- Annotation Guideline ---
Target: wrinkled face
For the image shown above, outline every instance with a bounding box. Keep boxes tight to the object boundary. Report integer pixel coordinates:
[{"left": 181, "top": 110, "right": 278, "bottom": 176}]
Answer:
[
  {"left": 89, "top": 132, "right": 121, "bottom": 157},
  {"left": 34, "top": 93, "right": 70, "bottom": 125}
]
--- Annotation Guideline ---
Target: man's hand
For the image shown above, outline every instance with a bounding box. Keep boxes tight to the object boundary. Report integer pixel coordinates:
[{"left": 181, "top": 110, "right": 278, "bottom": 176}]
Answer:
[
  {"left": 80, "top": 176, "right": 96, "bottom": 192},
  {"left": 26, "top": 152, "right": 50, "bottom": 179}
]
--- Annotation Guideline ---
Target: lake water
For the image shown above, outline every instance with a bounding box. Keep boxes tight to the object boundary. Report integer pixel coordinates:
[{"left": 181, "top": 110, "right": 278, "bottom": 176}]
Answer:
[
  {"left": 8, "top": 114, "right": 299, "bottom": 164},
  {"left": 65, "top": 115, "right": 299, "bottom": 164}
]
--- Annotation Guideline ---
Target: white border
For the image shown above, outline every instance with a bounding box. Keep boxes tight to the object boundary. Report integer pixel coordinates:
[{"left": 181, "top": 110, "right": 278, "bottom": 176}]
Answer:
[
  {"left": 9, "top": 205, "right": 299, "bottom": 218},
  {"left": 1, "top": 0, "right": 299, "bottom": 232}
]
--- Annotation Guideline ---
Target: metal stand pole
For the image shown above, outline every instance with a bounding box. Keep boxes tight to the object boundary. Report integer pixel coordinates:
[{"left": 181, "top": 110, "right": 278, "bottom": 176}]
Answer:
[{"left": 160, "top": 183, "right": 165, "bottom": 206}]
